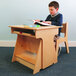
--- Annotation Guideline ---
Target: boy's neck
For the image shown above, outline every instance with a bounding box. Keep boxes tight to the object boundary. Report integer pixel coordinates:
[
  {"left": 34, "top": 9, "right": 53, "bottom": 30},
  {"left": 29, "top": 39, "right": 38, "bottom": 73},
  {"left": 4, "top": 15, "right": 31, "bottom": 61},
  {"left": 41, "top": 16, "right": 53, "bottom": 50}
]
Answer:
[{"left": 51, "top": 12, "right": 59, "bottom": 17}]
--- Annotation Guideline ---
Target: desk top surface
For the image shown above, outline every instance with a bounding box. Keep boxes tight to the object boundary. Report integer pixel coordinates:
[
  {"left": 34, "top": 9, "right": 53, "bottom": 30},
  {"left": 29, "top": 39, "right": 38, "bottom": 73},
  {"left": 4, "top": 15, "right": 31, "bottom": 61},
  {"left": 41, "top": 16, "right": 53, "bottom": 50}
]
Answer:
[{"left": 9, "top": 25, "right": 62, "bottom": 30}]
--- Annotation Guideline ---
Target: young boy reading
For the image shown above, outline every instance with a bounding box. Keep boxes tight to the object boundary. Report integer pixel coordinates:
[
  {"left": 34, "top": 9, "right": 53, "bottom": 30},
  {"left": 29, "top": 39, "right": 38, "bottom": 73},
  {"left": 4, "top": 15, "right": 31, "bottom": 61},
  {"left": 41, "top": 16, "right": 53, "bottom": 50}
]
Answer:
[
  {"left": 35, "top": 1, "right": 63, "bottom": 36},
  {"left": 35, "top": 1, "right": 63, "bottom": 55}
]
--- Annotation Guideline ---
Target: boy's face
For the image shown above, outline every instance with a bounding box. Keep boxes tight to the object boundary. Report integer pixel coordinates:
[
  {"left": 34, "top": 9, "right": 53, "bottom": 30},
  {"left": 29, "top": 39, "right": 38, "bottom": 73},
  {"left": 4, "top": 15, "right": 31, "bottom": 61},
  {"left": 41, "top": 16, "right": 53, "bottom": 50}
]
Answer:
[{"left": 49, "top": 6, "right": 58, "bottom": 16}]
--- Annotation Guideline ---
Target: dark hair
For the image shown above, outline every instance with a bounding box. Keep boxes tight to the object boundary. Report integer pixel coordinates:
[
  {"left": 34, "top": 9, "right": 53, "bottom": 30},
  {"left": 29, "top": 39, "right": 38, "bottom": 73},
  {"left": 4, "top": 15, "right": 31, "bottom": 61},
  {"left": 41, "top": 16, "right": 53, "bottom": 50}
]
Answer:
[{"left": 48, "top": 1, "right": 59, "bottom": 9}]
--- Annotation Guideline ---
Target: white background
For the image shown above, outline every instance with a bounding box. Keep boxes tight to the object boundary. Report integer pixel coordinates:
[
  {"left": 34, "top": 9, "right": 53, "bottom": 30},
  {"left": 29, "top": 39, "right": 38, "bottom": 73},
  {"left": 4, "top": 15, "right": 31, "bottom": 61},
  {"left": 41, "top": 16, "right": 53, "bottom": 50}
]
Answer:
[{"left": 0, "top": 0, "right": 76, "bottom": 41}]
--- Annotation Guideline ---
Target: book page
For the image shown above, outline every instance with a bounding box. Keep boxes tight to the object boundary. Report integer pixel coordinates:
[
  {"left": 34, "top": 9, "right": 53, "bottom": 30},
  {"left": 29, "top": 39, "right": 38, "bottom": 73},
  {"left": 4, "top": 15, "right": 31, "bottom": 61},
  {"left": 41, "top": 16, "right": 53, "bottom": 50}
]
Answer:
[
  {"left": 37, "top": 22, "right": 51, "bottom": 26},
  {"left": 33, "top": 20, "right": 51, "bottom": 26}
]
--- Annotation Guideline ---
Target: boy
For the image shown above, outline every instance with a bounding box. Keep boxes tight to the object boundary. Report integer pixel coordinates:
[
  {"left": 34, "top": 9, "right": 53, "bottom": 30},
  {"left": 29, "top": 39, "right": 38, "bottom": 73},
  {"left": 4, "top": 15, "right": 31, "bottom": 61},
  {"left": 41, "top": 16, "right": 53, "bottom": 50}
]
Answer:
[
  {"left": 35, "top": 1, "right": 63, "bottom": 36},
  {"left": 35, "top": 1, "right": 63, "bottom": 55}
]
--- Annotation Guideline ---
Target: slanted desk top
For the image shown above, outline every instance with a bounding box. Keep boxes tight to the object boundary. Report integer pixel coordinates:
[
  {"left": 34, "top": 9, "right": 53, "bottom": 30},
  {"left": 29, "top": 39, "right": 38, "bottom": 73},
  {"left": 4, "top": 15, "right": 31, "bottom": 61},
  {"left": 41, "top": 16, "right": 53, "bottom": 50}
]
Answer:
[{"left": 9, "top": 25, "right": 62, "bottom": 30}]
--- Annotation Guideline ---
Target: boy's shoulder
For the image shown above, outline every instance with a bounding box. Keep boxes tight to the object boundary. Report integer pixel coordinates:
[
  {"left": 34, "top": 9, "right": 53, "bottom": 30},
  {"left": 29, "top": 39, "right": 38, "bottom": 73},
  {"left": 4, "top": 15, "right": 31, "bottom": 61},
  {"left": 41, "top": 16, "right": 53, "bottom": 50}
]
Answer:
[
  {"left": 57, "top": 13, "right": 63, "bottom": 19},
  {"left": 57, "top": 13, "right": 63, "bottom": 16}
]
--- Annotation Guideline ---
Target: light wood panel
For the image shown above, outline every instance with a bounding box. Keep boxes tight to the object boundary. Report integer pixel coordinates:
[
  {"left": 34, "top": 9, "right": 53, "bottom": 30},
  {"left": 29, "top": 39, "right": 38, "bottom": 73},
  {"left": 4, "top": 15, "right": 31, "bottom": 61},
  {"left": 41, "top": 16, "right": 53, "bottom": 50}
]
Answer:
[{"left": 9, "top": 25, "right": 61, "bottom": 74}]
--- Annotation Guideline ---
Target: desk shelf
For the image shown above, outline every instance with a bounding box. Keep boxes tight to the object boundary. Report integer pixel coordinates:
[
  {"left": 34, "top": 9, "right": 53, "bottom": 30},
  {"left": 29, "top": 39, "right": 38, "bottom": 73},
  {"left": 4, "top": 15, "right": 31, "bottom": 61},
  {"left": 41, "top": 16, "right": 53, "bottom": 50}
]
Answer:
[
  {"left": 15, "top": 56, "right": 35, "bottom": 70},
  {"left": 11, "top": 27, "right": 35, "bottom": 37},
  {"left": 13, "top": 31, "right": 35, "bottom": 38},
  {"left": 16, "top": 51, "right": 37, "bottom": 65}
]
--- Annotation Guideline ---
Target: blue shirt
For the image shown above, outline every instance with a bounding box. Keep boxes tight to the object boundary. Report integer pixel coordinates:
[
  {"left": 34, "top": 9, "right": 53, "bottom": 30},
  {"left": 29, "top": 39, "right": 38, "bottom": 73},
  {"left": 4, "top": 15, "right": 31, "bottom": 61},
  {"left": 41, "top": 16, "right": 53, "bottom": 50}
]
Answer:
[{"left": 45, "top": 13, "right": 63, "bottom": 36}]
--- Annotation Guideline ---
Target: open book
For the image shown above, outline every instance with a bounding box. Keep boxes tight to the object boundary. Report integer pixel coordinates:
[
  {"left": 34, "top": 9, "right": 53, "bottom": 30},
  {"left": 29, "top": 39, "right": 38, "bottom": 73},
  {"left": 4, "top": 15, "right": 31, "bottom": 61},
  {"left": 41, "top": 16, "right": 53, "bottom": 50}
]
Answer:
[{"left": 33, "top": 20, "right": 51, "bottom": 26}]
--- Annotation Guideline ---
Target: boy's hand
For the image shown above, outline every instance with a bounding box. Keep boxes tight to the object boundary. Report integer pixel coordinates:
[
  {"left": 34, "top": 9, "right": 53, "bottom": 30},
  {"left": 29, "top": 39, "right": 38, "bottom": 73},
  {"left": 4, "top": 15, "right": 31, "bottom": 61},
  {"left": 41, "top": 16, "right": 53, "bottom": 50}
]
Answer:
[{"left": 43, "top": 21, "right": 51, "bottom": 24}]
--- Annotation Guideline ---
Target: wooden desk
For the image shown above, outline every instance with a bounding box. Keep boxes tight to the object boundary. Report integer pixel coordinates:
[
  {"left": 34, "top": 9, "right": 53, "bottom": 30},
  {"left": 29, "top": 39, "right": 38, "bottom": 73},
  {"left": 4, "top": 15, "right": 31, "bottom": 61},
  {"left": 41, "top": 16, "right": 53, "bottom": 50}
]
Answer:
[{"left": 9, "top": 25, "right": 60, "bottom": 74}]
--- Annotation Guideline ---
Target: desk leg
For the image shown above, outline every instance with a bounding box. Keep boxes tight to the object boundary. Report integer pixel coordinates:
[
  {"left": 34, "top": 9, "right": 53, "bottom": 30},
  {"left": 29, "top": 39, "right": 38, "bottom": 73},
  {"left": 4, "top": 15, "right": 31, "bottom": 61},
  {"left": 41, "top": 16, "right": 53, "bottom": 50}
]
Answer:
[
  {"left": 42, "top": 37, "right": 57, "bottom": 69},
  {"left": 12, "top": 35, "right": 25, "bottom": 62},
  {"left": 33, "top": 40, "right": 41, "bottom": 74},
  {"left": 36, "top": 29, "right": 58, "bottom": 69}
]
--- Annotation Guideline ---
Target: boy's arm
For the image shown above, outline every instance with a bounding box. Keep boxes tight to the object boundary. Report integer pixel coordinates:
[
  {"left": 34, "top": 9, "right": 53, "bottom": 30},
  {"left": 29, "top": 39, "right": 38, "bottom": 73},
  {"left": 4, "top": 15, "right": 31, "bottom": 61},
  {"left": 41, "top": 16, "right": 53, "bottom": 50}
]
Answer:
[{"left": 45, "top": 14, "right": 63, "bottom": 26}]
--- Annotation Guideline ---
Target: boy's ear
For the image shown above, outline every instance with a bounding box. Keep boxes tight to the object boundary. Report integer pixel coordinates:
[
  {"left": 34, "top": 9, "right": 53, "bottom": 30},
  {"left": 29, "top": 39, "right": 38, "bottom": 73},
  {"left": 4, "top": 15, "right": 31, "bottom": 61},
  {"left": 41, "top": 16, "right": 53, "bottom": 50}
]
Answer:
[{"left": 57, "top": 8, "right": 59, "bottom": 11}]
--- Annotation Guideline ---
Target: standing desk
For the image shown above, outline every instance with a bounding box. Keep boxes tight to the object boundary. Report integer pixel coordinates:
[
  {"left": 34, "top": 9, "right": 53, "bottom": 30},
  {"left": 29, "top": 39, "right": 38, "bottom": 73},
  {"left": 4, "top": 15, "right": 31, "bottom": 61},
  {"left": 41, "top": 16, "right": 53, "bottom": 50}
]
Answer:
[{"left": 9, "top": 25, "right": 60, "bottom": 74}]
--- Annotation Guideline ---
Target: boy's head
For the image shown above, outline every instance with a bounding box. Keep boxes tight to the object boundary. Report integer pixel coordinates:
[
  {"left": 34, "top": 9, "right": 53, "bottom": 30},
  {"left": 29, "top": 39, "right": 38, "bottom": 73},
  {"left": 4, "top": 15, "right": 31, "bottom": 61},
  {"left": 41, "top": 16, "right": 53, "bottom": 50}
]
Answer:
[{"left": 48, "top": 1, "right": 59, "bottom": 16}]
